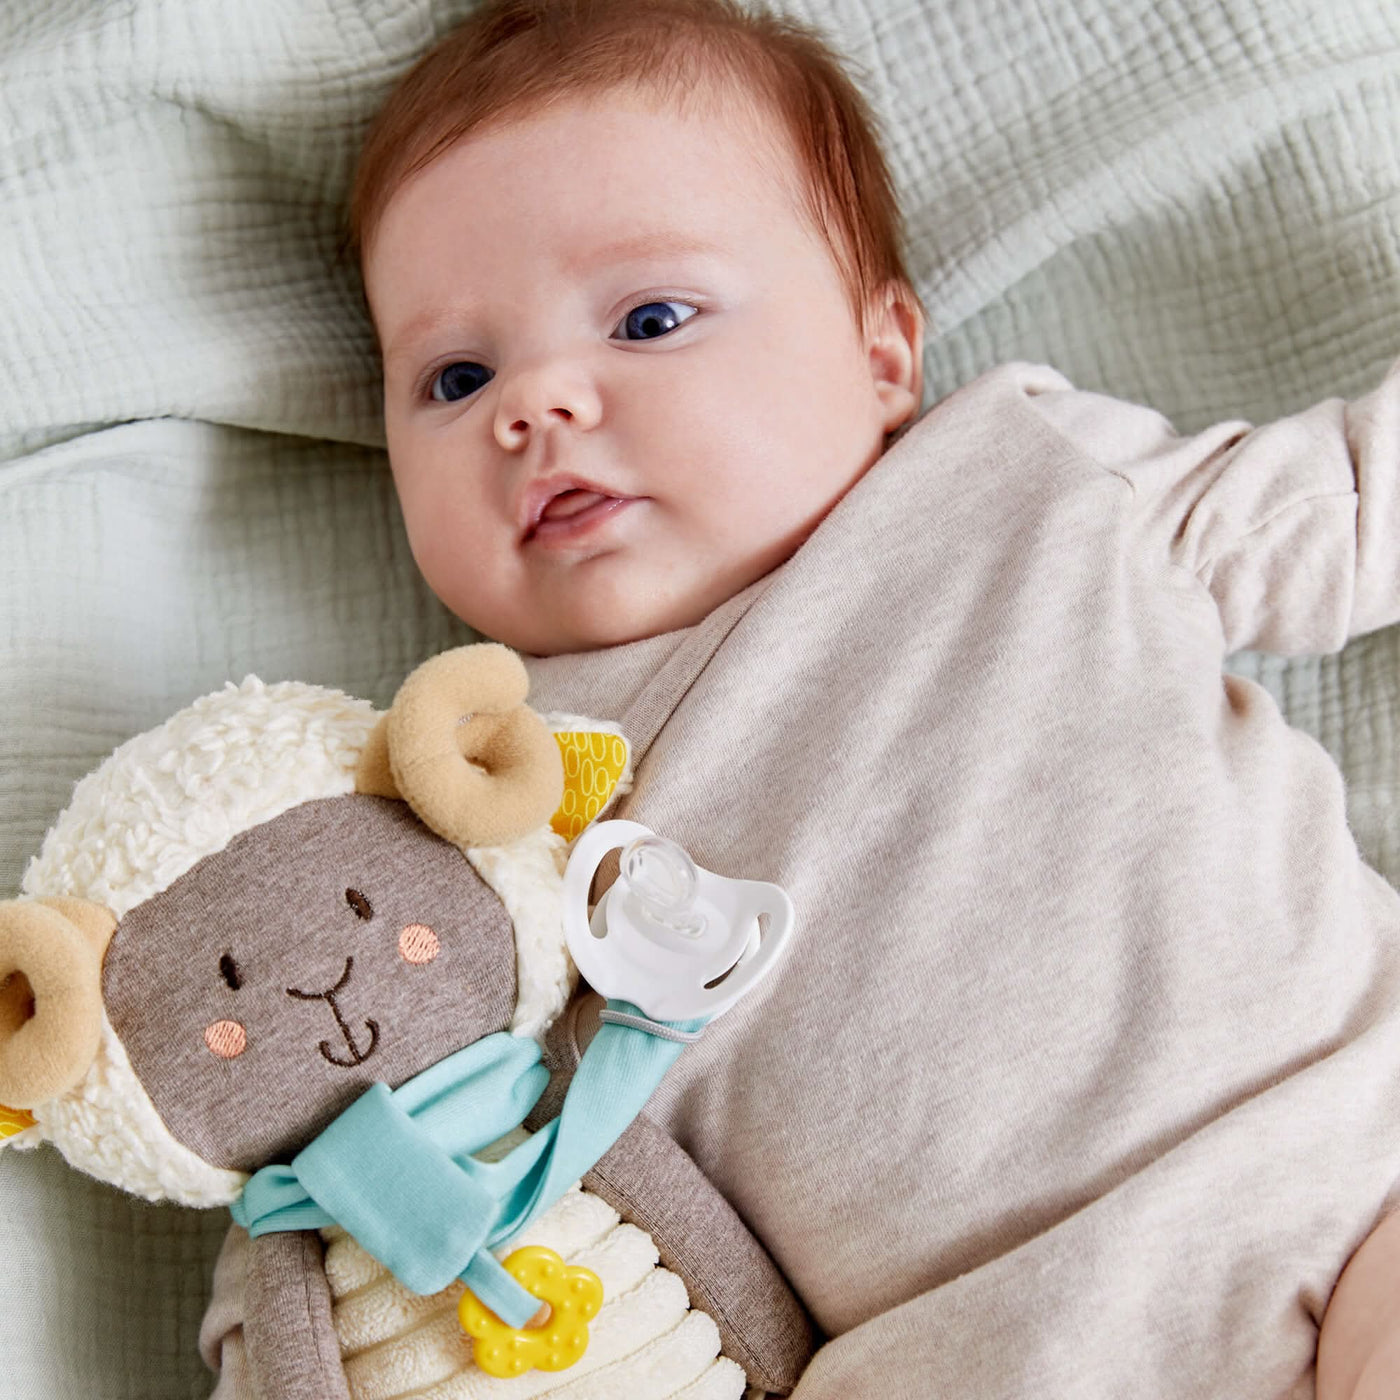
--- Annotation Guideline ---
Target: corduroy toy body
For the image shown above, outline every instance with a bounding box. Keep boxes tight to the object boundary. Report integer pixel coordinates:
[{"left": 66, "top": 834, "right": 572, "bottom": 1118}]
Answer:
[{"left": 0, "top": 644, "right": 811, "bottom": 1399}]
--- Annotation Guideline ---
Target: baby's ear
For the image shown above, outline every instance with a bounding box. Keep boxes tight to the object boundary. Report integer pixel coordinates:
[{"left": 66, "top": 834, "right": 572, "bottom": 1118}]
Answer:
[
  {"left": 865, "top": 280, "right": 925, "bottom": 432},
  {"left": 545, "top": 717, "right": 632, "bottom": 843}
]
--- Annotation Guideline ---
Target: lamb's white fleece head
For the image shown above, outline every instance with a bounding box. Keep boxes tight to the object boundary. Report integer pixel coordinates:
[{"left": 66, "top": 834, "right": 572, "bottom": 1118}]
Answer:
[{"left": 8, "top": 677, "right": 577, "bottom": 1205}]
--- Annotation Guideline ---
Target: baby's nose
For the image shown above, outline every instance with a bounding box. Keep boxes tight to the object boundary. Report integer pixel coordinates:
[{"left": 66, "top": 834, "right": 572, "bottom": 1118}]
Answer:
[{"left": 492, "top": 362, "right": 602, "bottom": 447}]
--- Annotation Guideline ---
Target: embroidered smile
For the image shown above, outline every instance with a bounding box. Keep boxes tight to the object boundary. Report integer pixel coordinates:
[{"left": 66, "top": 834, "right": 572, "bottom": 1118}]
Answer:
[{"left": 286, "top": 956, "right": 381, "bottom": 1067}]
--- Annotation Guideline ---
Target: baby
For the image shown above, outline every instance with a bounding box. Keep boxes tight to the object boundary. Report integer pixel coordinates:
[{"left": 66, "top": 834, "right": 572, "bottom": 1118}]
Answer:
[
  {"left": 231, "top": 0, "right": 1400, "bottom": 1395},
  {"left": 352, "top": 0, "right": 924, "bottom": 657}
]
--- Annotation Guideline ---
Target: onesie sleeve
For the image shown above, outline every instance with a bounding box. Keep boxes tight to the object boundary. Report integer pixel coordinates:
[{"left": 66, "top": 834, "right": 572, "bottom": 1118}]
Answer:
[{"left": 1022, "top": 356, "right": 1400, "bottom": 655}]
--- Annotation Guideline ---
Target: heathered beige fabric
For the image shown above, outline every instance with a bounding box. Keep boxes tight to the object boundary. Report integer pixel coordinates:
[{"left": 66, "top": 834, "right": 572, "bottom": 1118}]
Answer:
[{"left": 523, "top": 357, "right": 1400, "bottom": 1399}]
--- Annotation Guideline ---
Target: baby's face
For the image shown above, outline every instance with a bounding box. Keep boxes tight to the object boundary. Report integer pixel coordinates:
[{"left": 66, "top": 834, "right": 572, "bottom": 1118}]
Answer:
[{"left": 364, "top": 84, "right": 920, "bottom": 654}]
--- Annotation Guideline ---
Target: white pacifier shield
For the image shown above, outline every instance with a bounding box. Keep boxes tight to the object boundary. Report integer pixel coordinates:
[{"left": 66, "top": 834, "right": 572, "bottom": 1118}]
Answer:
[{"left": 563, "top": 820, "right": 796, "bottom": 1021}]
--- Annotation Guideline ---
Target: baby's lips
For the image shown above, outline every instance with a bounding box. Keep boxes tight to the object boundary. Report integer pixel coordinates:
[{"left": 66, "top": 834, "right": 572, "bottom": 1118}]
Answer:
[
  {"left": 538, "top": 489, "right": 608, "bottom": 521},
  {"left": 516, "top": 474, "right": 626, "bottom": 541}
]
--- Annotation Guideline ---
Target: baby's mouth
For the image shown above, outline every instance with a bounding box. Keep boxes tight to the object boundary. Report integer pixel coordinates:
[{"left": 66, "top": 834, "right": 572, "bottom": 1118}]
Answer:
[
  {"left": 525, "top": 490, "right": 637, "bottom": 547},
  {"left": 539, "top": 489, "right": 609, "bottom": 522}
]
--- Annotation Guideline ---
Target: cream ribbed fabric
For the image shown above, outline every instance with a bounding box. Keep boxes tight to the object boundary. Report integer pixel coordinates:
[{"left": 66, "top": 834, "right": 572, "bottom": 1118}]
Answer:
[
  {"left": 323, "top": 1181, "right": 741, "bottom": 1400},
  {"left": 524, "top": 358, "right": 1400, "bottom": 1398},
  {"left": 203, "top": 1164, "right": 746, "bottom": 1399}
]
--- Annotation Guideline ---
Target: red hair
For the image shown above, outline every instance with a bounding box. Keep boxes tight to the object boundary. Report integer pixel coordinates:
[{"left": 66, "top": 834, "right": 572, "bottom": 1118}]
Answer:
[{"left": 347, "top": 0, "right": 923, "bottom": 333}]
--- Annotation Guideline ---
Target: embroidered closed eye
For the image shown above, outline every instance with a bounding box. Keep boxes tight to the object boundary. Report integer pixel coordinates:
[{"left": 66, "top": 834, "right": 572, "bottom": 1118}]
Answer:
[{"left": 345, "top": 888, "right": 373, "bottom": 921}]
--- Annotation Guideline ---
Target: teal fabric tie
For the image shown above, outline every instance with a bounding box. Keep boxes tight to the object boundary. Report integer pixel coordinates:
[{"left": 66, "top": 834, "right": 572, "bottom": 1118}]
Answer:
[{"left": 231, "top": 1000, "right": 706, "bottom": 1328}]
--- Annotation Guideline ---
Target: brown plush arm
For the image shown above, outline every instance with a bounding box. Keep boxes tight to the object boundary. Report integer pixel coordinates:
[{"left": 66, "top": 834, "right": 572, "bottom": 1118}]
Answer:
[
  {"left": 244, "top": 1230, "right": 351, "bottom": 1400},
  {"left": 529, "top": 992, "right": 816, "bottom": 1394},
  {"left": 586, "top": 1114, "right": 816, "bottom": 1394}
]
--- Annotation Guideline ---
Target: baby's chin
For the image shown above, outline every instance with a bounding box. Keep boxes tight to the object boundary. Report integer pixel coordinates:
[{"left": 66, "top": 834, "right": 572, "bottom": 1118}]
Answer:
[
  {"left": 483, "top": 604, "right": 698, "bottom": 658},
  {"left": 447, "top": 542, "right": 801, "bottom": 656},
  {"left": 458, "top": 582, "right": 723, "bottom": 658}
]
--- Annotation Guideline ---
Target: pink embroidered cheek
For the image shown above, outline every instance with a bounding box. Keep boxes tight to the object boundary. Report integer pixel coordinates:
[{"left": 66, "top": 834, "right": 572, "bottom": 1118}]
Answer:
[
  {"left": 204, "top": 1020, "right": 247, "bottom": 1059},
  {"left": 398, "top": 923, "right": 441, "bottom": 965}
]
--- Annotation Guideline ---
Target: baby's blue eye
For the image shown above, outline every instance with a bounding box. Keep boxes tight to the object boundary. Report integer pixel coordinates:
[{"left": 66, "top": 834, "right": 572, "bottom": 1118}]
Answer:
[
  {"left": 430, "top": 361, "right": 493, "bottom": 403},
  {"left": 614, "top": 300, "right": 698, "bottom": 342}
]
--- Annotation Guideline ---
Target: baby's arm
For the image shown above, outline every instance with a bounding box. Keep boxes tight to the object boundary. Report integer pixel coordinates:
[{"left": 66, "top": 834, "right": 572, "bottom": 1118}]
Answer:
[
  {"left": 1024, "top": 356, "right": 1400, "bottom": 655},
  {"left": 1318, "top": 1208, "right": 1400, "bottom": 1399}
]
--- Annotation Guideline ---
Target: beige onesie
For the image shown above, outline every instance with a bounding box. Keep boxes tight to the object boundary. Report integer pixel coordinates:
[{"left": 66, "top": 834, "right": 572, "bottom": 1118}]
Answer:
[
  {"left": 200, "top": 358, "right": 1400, "bottom": 1397},
  {"left": 519, "top": 358, "right": 1400, "bottom": 1398}
]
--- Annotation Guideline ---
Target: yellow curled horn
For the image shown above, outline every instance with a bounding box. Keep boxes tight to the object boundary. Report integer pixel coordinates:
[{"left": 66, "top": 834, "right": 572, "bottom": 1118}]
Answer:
[
  {"left": 0, "top": 897, "right": 116, "bottom": 1110},
  {"left": 356, "top": 644, "right": 564, "bottom": 849}
]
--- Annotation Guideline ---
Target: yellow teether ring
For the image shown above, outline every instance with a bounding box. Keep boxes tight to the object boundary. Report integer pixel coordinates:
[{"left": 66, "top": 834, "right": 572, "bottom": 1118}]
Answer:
[{"left": 458, "top": 1245, "right": 604, "bottom": 1378}]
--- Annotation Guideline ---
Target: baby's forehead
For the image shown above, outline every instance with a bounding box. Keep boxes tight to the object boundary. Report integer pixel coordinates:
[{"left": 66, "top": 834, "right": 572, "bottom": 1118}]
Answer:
[
  {"left": 376, "top": 75, "right": 813, "bottom": 258},
  {"left": 365, "top": 80, "right": 830, "bottom": 345}
]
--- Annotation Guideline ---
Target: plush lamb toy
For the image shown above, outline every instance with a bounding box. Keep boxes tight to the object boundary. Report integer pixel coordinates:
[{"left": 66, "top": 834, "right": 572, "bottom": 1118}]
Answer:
[{"left": 0, "top": 644, "right": 812, "bottom": 1399}]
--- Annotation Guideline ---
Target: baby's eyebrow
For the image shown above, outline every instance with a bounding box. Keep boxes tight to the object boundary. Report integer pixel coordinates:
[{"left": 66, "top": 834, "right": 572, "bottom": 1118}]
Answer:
[
  {"left": 382, "top": 231, "right": 730, "bottom": 366},
  {"left": 383, "top": 312, "right": 473, "bottom": 367},
  {"left": 566, "top": 230, "right": 730, "bottom": 272}
]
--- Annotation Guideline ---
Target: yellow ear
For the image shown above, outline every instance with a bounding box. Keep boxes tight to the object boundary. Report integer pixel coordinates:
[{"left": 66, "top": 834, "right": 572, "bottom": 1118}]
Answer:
[
  {"left": 550, "top": 724, "right": 631, "bottom": 842},
  {"left": 0, "top": 1103, "right": 36, "bottom": 1140}
]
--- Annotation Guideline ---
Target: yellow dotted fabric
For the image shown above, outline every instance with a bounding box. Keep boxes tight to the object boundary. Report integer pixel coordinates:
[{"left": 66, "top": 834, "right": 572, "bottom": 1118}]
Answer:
[
  {"left": 0, "top": 1103, "right": 36, "bottom": 1139},
  {"left": 458, "top": 1245, "right": 604, "bottom": 1378},
  {"left": 551, "top": 731, "right": 629, "bottom": 841}
]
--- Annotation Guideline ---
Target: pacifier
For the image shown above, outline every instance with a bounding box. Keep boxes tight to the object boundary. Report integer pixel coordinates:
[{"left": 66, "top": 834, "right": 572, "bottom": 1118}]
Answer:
[{"left": 562, "top": 820, "right": 795, "bottom": 1021}]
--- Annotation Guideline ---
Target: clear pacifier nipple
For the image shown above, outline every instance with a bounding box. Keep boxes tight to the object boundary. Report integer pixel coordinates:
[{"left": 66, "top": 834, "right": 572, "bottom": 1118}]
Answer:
[
  {"left": 565, "top": 819, "right": 797, "bottom": 1020},
  {"left": 618, "top": 835, "right": 706, "bottom": 939}
]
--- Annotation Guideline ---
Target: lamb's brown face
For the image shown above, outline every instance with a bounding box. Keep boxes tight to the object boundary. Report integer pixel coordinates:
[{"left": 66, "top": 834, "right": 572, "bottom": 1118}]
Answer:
[{"left": 102, "top": 794, "right": 518, "bottom": 1171}]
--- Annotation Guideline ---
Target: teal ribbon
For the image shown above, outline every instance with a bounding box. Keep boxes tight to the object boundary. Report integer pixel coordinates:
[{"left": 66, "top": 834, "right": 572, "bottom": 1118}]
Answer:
[{"left": 231, "top": 1000, "right": 705, "bottom": 1328}]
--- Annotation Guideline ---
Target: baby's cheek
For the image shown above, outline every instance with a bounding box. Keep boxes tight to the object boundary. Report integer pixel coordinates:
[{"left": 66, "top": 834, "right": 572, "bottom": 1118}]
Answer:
[{"left": 204, "top": 1020, "right": 247, "bottom": 1059}]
